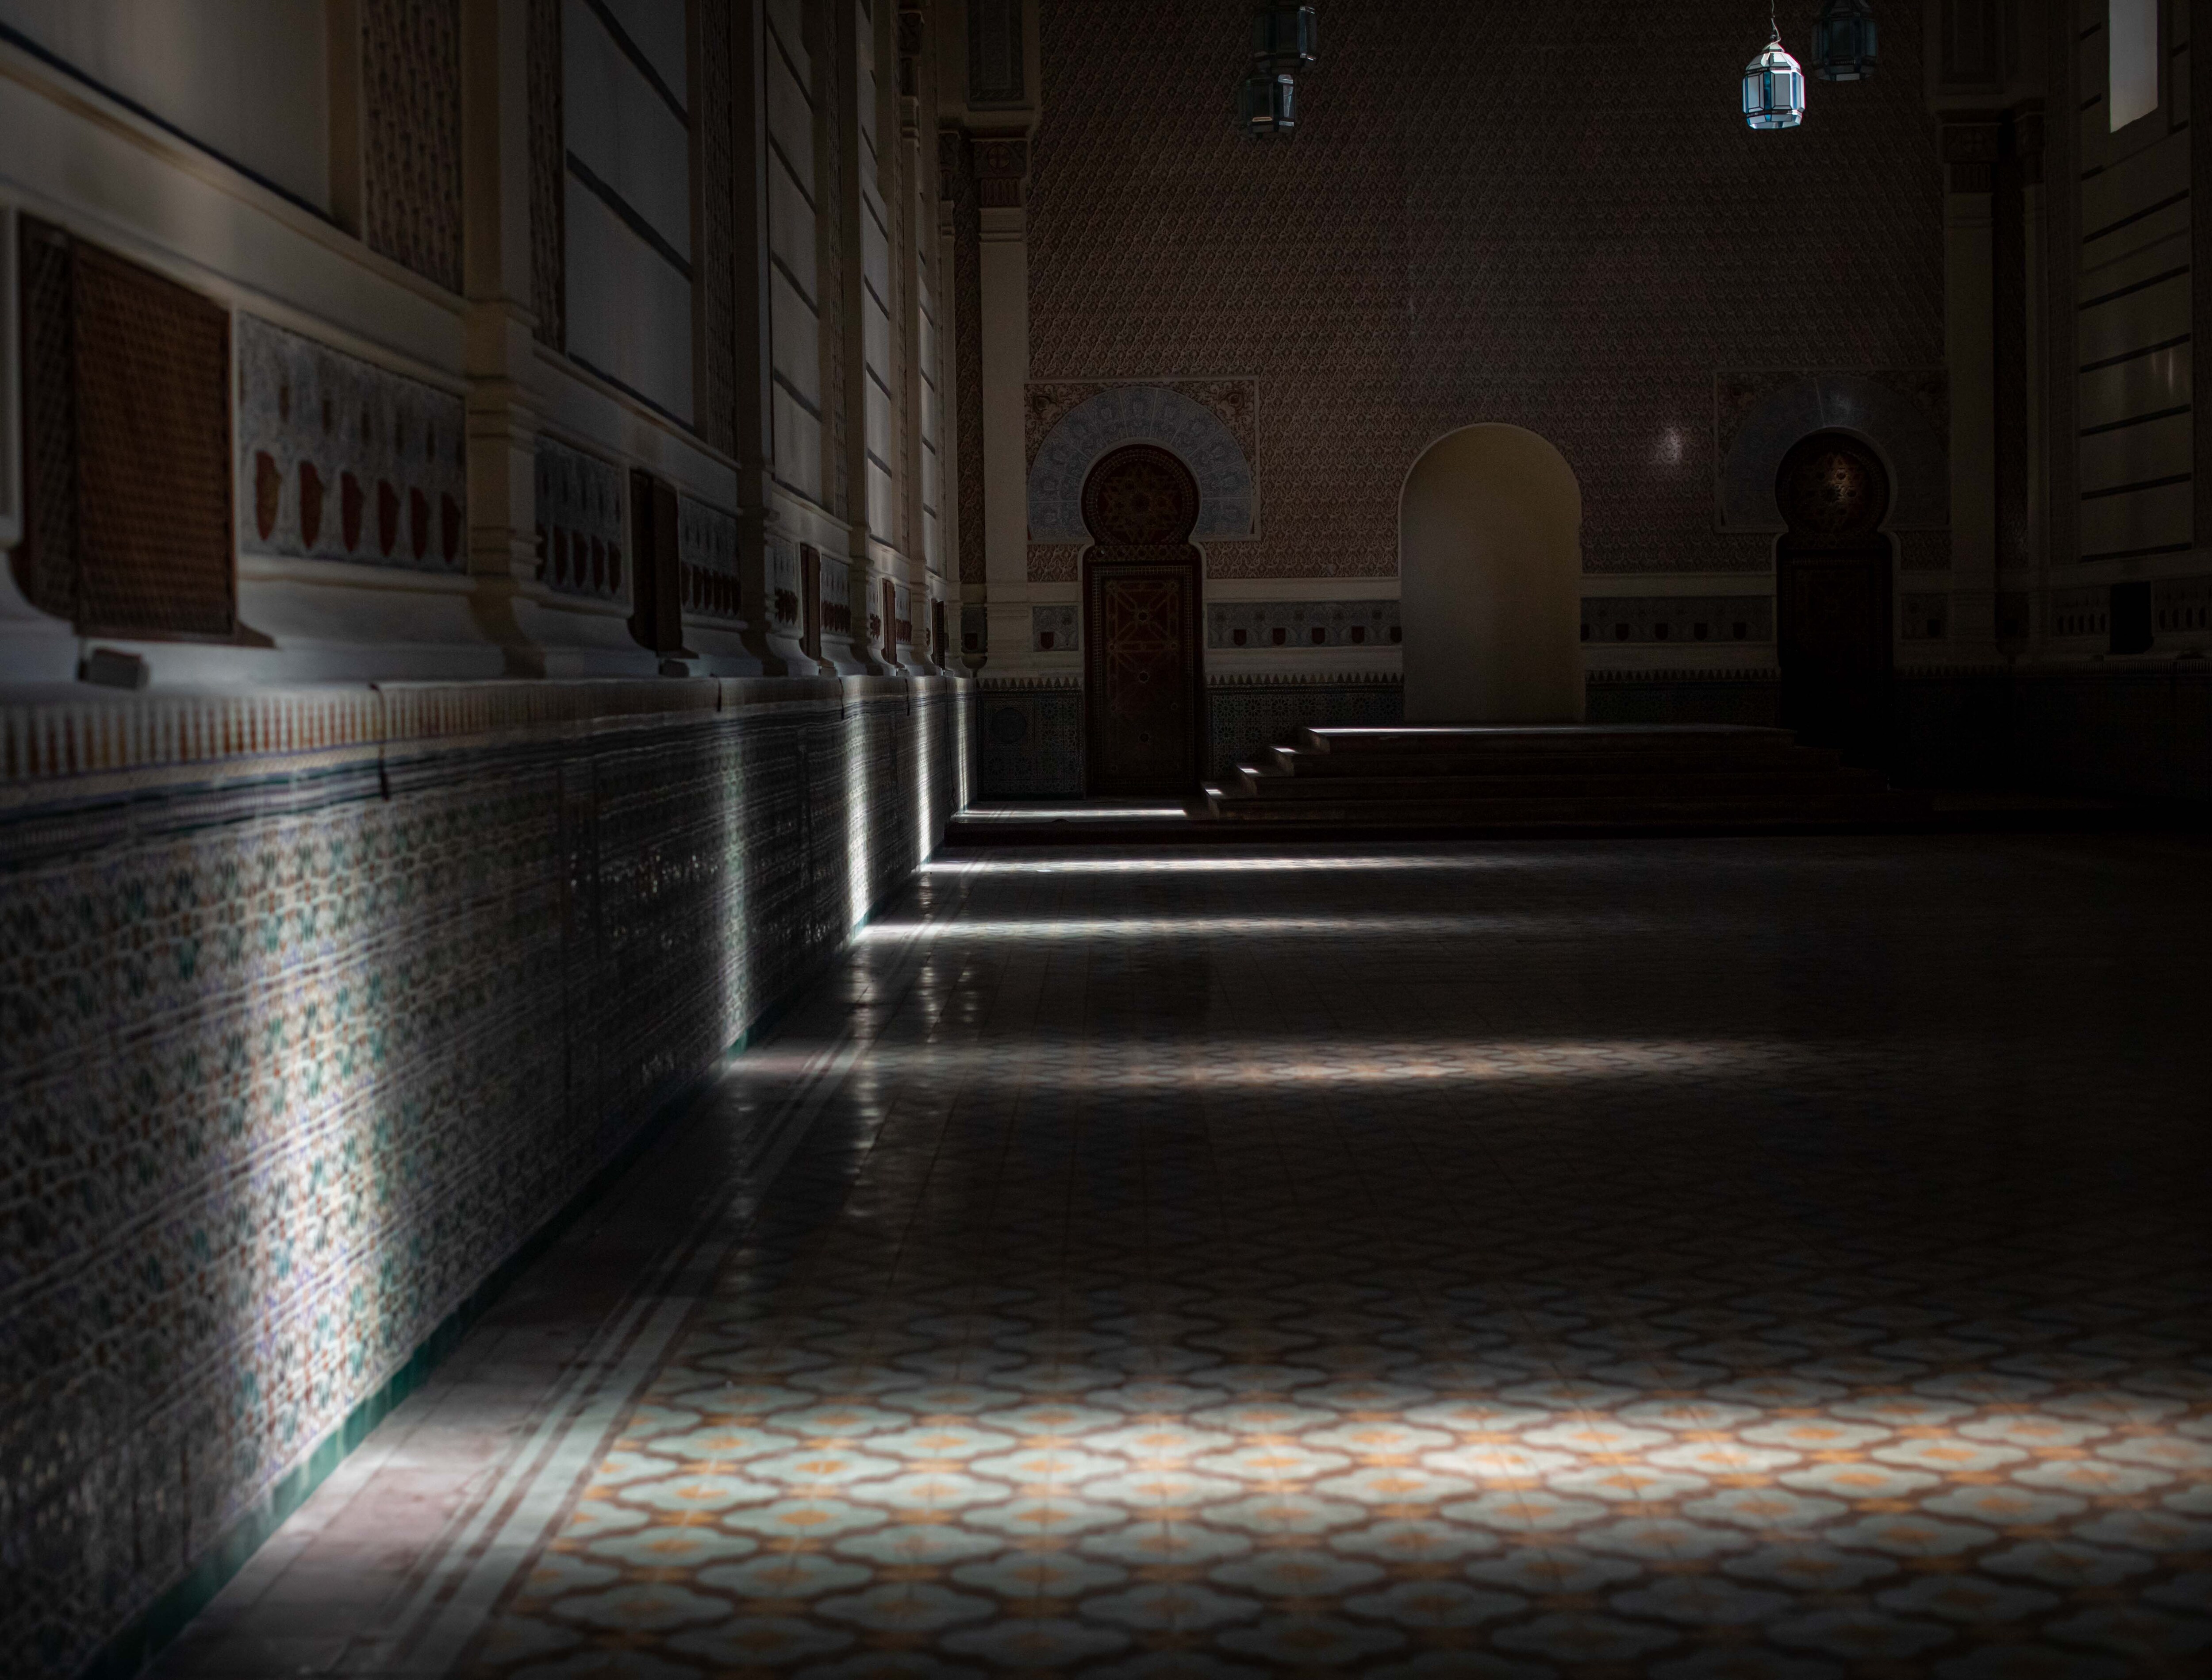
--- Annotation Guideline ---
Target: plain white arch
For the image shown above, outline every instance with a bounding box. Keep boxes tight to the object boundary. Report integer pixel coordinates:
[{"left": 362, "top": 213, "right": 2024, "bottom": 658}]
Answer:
[{"left": 1399, "top": 424, "right": 1584, "bottom": 723}]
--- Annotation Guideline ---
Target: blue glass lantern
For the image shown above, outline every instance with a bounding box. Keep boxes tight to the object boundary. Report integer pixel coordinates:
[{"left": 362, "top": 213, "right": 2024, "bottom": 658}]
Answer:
[
  {"left": 1743, "top": 30, "right": 1805, "bottom": 129},
  {"left": 1813, "top": 0, "right": 1877, "bottom": 81},
  {"left": 1251, "top": 3, "right": 1317, "bottom": 70},
  {"left": 1240, "top": 68, "right": 1297, "bottom": 137}
]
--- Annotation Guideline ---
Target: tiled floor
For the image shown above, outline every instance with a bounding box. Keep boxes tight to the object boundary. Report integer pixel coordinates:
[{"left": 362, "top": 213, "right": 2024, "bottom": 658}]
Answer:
[{"left": 161, "top": 837, "right": 2212, "bottom": 1678}]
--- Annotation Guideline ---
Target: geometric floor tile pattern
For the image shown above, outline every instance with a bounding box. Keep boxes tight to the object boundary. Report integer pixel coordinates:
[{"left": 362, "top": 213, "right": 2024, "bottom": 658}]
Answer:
[{"left": 163, "top": 838, "right": 2212, "bottom": 1677}]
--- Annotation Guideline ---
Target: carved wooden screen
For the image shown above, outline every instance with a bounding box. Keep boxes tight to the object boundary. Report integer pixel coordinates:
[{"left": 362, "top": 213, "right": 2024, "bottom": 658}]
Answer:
[
  {"left": 1080, "top": 446, "right": 1205, "bottom": 795},
  {"left": 15, "top": 218, "right": 236, "bottom": 639}
]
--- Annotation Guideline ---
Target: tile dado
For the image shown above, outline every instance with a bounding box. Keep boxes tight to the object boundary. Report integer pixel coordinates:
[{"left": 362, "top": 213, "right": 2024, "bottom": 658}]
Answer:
[
  {"left": 1029, "top": 606, "right": 1079, "bottom": 652},
  {"left": 0, "top": 679, "right": 972, "bottom": 1680},
  {"left": 1208, "top": 600, "right": 1400, "bottom": 650},
  {"left": 1582, "top": 596, "right": 1774, "bottom": 646}
]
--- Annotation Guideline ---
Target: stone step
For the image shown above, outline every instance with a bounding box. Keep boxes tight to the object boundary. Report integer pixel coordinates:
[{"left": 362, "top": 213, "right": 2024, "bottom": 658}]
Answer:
[
  {"left": 1260, "top": 746, "right": 1845, "bottom": 778},
  {"left": 1204, "top": 789, "right": 1931, "bottom": 824},
  {"left": 1302, "top": 724, "right": 1800, "bottom": 756},
  {"left": 1229, "top": 767, "right": 1891, "bottom": 800}
]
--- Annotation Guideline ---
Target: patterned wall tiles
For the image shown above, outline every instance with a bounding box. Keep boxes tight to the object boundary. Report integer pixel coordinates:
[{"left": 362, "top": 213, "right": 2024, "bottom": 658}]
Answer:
[
  {"left": 1025, "top": 380, "right": 1257, "bottom": 543},
  {"left": 534, "top": 440, "right": 626, "bottom": 604},
  {"left": 2154, "top": 574, "right": 2212, "bottom": 637},
  {"left": 1208, "top": 599, "right": 1399, "bottom": 649},
  {"left": 0, "top": 683, "right": 971, "bottom": 1678},
  {"left": 1586, "top": 670, "right": 1784, "bottom": 726},
  {"left": 1028, "top": 605, "right": 1078, "bottom": 652},
  {"left": 677, "top": 496, "right": 742, "bottom": 623},
  {"left": 2051, "top": 586, "right": 2109, "bottom": 642},
  {"left": 1208, "top": 678, "right": 1404, "bottom": 780},
  {"left": 237, "top": 318, "right": 467, "bottom": 572},
  {"left": 978, "top": 682, "right": 1083, "bottom": 797},
  {"left": 1902, "top": 592, "right": 1951, "bottom": 641},
  {"left": 1581, "top": 595, "right": 1774, "bottom": 647},
  {"left": 359, "top": 0, "right": 465, "bottom": 293},
  {"left": 1027, "top": 542, "right": 1083, "bottom": 583},
  {"left": 1897, "top": 529, "right": 1953, "bottom": 571},
  {"left": 1029, "top": 2, "right": 1943, "bottom": 580}
]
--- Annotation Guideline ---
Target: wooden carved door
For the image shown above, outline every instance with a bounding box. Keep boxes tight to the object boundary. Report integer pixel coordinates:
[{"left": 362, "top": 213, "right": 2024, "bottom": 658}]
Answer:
[
  {"left": 1776, "top": 432, "right": 1893, "bottom": 766},
  {"left": 1081, "top": 446, "right": 1205, "bottom": 795}
]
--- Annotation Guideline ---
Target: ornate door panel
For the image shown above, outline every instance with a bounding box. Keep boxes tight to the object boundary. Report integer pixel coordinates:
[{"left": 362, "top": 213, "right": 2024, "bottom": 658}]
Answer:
[
  {"left": 1085, "top": 556, "right": 1202, "bottom": 793},
  {"left": 1778, "top": 550, "right": 1890, "bottom": 761},
  {"left": 1775, "top": 433, "right": 1893, "bottom": 765},
  {"left": 1080, "top": 446, "right": 1206, "bottom": 796}
]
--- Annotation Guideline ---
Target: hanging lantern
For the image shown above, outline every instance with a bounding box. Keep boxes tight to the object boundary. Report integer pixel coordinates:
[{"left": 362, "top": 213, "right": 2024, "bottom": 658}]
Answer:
[
  {"left": 1240, "top": 68, "right": 1298, "bottom": 137},
  {"left": 1250, "top": 3, "right": 1317, "bottom": 71},
  {"left": 1240, "top": 2, "right": 1311, "bottom": 137},
  {"left": 1742, "top": 29, "right": 1805, "bottom": 129},
  {"left": 1811, "top": 0, "right": 1877, "bottom": 81}
]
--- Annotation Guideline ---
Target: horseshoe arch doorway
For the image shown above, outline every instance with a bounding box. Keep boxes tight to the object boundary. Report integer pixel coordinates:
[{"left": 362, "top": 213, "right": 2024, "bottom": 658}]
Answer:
[{"left": 1079, "top": 445, "right": 1206, "bottom": 796}]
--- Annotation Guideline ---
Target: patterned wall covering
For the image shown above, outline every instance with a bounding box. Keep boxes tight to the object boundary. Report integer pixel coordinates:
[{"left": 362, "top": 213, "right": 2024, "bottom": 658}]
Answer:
[
  {"left": 1029, "top": 605, "right": 1078, "bottom": 650},
  {"left": 359, "top": 0, "right": 465, "bottom": 294},
  {"left": 1207, "top": 599, "right": 1398, "bottom": 648},
  {"left": 237, "top": 318, "right": 467, "bottom": 572},
  {"left": 0, "top": 682, "right": 968, "bottom": 1678},
  {"left": 818, "top": 551, "right": 854, "bottom": 643},
  {"left": 677, "top": 497, "right": 742, "bottom": 623},
  {"left": 1026, "top": 381, "right": 1256, "bottom": 565},
  {"left": 1581, "top": 595, "right": 1774, "bottom": 646},
  {"left": 1716, "top": 369, "right": 1950, "bottom": 534},
  {"left": 1587, "top": 670, "right": 1782, "bottom": 727},
  {"left": 534, "top": 439, "right": 626, "bottom": 602},
  {"left": 1028, "top": 2, "right": 1943, "bottom": 578},
  {"left": 1902, "top": 590, "right": 1951, "bottom": 640},
  {"left": 978, "top": 679, "right": 1083, "bottom": 796}
]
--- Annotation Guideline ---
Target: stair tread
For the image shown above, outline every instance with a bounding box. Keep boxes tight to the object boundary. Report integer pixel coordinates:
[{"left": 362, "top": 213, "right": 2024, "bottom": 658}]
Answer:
[{"left": 1239, "top": 770, "right": 1877, "bottom": 793}]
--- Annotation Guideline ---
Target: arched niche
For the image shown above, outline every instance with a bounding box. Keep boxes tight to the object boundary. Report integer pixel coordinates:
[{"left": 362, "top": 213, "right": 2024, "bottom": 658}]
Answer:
[
  {"left": 1029, "top": 387, "right": 1253, "bottom": 544},
  {"left": 1400, "top": 424, "right": 1584, "bottom": 724},
  {"left": 1719, "top": 374, "right": 1947, "bottom": 531}
]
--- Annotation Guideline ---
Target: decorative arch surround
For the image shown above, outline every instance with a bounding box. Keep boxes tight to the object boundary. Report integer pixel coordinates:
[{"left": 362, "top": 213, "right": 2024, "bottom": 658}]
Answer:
[
  {"left": 1717, "top": 372, "right": 1948, "bottom": 531},
  {"left": 1029, "top": 384, "right": 1255, "bottom": 544}
]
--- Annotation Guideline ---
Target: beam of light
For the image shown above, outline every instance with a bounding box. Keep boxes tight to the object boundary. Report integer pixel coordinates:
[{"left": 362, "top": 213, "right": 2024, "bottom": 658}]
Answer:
[
  {"left": 718, "top": 1037, "right": 1796, "bottom": 1088},
  {"left": 957, "top": 805, "right": 1191, "bottom": 821},
  {"left": 845, "top": 700, "right": 874, "bottom": 929},
  {"left": 860, "top": 912, "right": 1678, "bottom": 940},
  {"left": 922, "top": 854, "right": 1553, "bottom": 877},
  {"left": 915, "top": 691, "right": 937, "bottom": 861}
]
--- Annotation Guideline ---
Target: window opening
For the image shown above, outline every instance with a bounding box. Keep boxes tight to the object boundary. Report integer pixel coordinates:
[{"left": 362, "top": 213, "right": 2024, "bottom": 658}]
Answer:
[{"left": 2109, "top": 0, "right": 2158, "bottom": 131}]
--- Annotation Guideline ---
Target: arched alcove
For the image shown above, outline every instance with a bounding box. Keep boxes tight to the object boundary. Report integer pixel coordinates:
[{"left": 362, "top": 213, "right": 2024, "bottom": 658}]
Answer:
[{"left": 1399, "top": 424, "right": 1584, "bottom": 723}]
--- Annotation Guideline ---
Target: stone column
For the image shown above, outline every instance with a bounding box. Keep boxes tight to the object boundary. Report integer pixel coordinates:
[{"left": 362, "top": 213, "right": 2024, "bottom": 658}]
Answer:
[
  {"left": 935, "top": 126, "right": 969, "bottom": 672},
  {"left": 725, "top": 0, "right": 797, "bottom": 674},
  {"left": 458, "top": 0, "right": 547, "bottom": 671},
  {"left": 897, "top": 4, "right": 942, "bottom": 672},
  {"left": 973, "top": 131, "right": 1033, "bottom": 673},
  {"left": 1941, "top": 119, "right": 2002, "bottom": 658}
]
